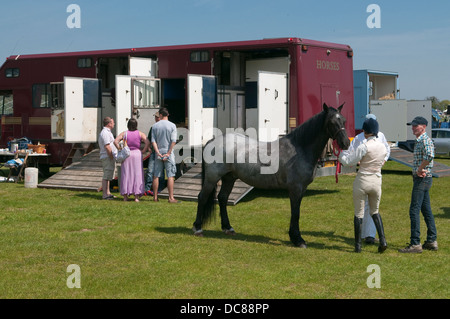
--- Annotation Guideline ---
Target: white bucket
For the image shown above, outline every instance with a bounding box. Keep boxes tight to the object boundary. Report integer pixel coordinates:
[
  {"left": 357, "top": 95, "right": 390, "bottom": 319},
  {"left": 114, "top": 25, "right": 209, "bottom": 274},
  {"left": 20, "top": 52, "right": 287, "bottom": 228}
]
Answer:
[{"left": 24, "top": 167, "right": 38, "bottom": 188}]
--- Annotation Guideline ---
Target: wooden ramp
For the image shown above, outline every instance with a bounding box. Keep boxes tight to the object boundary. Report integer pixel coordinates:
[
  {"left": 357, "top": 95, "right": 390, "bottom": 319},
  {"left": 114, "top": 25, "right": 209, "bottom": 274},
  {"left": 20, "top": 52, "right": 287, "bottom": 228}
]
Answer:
[
  {"left": 157, "top": 163, "right": 254, "bottom": 205},
  {"left": 38, "top": 149, "right": 103, "bottom": 191},
  {"left": 389, "top": 147, "right": 450, "bottom": 178}
]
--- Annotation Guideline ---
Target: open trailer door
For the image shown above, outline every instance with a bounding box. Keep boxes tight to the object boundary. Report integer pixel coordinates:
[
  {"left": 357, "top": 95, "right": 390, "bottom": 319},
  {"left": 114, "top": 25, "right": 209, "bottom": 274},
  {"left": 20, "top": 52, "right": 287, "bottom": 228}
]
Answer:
[
  {"left": 187, "top": 74, "right": 217, "bottom": 147},
  {"left": 129, "top": 57, "right": 157, "bottom": 77},
  {"left": 257, "top": 71, "right": 287, "bottom": 142},
  {"left": 64, "top": 77, "right": 101, "bottom": 143},
  {"left": 115, "top": 75, "right": 161, "bottom": 136}
]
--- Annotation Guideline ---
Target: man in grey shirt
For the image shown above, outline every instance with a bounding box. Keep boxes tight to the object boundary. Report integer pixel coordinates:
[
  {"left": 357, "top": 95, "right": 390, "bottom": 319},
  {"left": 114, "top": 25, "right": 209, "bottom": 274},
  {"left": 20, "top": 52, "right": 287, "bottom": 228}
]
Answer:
[{"left": 151, "top": 107, "right": 180, "bottom": 203}]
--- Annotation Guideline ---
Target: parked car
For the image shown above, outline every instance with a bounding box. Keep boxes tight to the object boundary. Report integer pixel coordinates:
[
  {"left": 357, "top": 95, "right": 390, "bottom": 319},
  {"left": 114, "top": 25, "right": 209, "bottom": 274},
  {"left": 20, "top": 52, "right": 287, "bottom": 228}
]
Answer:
[{"left": 432, "top": 128, "right": 450, "bottom": 156}]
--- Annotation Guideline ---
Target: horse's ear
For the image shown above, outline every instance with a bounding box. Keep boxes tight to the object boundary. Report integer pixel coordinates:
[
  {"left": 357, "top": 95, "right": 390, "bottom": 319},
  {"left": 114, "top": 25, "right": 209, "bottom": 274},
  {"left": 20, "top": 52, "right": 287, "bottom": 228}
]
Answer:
[
  {"left": 323, "top": 103, "right": 329, "bottom": 112},
  {"left": 338, "top": 103, "right": 345, "bottom": 112}
]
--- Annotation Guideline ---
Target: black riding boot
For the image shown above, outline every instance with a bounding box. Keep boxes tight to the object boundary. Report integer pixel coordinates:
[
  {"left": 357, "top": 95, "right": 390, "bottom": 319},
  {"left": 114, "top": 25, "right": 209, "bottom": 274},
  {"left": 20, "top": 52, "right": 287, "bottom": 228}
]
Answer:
[
  {"left": 354, "top": 216, "right": 363, "bottom": 253},
  {"left": 372, "top": 213, "right": 387, "bottom": 253}
]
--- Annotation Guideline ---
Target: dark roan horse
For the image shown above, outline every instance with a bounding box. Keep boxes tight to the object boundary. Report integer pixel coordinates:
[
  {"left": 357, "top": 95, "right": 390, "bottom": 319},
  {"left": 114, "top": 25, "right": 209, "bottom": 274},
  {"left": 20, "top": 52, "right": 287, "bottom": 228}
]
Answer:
[{"left": 193, "top": 103, "right": 350, "bottom": 247}]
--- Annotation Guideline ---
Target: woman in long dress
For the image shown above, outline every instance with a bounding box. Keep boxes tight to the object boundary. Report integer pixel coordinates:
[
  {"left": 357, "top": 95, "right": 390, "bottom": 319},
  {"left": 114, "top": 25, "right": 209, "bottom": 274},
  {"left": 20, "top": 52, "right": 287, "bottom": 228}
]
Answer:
[{"left": 114, "top": 119, "right": 150, "bottom": 202}]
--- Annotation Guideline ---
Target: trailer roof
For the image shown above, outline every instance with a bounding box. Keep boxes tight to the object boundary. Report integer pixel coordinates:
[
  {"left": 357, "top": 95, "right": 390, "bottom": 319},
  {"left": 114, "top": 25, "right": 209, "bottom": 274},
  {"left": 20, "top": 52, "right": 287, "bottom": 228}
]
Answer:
[
  {"left": 4, "top": 37, "right": 352, "bottom": 61},
  {"left": 355, "top": 69, "right": 399, "bottom": 77}
]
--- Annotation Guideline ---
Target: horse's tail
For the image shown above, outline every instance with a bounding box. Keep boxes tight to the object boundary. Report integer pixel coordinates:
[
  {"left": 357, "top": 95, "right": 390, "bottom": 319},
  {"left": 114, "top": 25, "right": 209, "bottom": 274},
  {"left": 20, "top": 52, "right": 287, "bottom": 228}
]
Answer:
[{"left": 200, "top": 144, "right": 217, "bottom": 225}]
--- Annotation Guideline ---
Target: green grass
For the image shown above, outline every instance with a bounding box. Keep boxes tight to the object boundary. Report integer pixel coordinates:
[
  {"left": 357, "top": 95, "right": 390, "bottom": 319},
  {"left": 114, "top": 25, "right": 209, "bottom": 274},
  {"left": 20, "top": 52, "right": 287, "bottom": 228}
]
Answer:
[{"left": 0, "top": 159, "right": 449, "bottom": 299}]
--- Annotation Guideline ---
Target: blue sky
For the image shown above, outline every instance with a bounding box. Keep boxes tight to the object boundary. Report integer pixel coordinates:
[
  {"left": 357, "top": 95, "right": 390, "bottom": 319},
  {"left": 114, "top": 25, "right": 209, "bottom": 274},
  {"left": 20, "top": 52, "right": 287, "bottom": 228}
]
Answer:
[{"left": 1, "top": 0, "right": 449, "bottom": 100}]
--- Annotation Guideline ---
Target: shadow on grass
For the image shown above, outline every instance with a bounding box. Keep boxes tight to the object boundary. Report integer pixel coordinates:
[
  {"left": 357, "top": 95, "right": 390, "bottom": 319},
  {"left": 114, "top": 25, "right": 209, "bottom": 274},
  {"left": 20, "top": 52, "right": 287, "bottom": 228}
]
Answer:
[
  {"left": 74, "top": 192, "right": 123, "bottom": 200},
  {"left": 155, "top": 226, "right": 353, "bottom": 252},
  {"left": 238, "top": 188, "right": 339, "bottom": 203},
  {"left": 381, "top": 169, "right": 412, "bottom": 176},
  {"left": 437, "top": 207, "right": 450, "bottom": 219}
]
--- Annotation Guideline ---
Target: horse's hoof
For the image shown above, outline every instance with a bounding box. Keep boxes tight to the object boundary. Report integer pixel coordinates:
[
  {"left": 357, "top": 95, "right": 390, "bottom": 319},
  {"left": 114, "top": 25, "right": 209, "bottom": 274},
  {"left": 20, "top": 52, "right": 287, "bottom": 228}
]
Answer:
[
  {"left": 223, "top": 228, "right": 236, "bottom": 236},
  {"left": 295, "top": 242, "right": 307, "bottom": 248}
]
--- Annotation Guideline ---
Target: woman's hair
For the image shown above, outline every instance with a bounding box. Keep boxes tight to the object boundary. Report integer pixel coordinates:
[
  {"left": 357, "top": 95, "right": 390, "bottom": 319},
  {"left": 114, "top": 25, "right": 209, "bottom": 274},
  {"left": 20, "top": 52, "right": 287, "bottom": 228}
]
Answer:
[{"left": 127, "top": 118, "right": 138, "bottom": 131}]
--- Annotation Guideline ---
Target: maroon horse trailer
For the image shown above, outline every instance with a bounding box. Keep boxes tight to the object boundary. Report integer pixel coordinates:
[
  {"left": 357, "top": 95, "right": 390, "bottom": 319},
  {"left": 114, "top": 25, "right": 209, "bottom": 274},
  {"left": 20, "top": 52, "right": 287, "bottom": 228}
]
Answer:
[{"left": 0, "top": 37, "right": 354, "bottom": 175}]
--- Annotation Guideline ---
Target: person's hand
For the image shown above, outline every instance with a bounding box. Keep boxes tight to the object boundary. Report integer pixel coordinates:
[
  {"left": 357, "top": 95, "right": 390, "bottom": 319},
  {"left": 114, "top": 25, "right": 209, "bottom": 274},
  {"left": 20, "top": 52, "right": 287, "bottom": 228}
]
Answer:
[{"left": 417, "top": 168, "right": 427, "bottom": 177}]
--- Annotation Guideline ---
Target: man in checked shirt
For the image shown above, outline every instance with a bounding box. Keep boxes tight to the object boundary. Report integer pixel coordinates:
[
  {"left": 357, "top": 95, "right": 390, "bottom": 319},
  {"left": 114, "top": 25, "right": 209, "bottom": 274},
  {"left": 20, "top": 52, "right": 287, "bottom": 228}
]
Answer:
[{"left": 399, "top": 116, "right": 438, "bottom": 253}]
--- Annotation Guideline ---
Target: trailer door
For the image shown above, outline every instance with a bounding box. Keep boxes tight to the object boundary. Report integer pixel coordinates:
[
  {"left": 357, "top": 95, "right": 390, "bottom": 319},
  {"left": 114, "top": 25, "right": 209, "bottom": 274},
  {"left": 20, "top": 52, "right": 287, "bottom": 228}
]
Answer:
[
  {"left": 187, "top": 74, "right": 216, "bottom": 147},
  {"left": 129, "top": 57, "right": 157, "bottom": 77},
  {"left": 370, "top": 99, "right": 407, "bottom": 141},
  {"left": 257, "top": 71, "right": 287, "bottom": 142},
  {"left": 115, "top": 75, "right": 161, "bottom": 136},
  {"left": 64, "top": 77, "right": 101, "bottom": 143},
  {"left": 115, "top": 75, "right": 133, "bottom": 136}
]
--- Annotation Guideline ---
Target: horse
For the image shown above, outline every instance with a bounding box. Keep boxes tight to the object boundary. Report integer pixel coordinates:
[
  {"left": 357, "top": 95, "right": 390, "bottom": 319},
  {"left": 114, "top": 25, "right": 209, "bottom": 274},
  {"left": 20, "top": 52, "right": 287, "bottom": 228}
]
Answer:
[{"left": 192, "top": 103, "right": 350, "bottom": 247}]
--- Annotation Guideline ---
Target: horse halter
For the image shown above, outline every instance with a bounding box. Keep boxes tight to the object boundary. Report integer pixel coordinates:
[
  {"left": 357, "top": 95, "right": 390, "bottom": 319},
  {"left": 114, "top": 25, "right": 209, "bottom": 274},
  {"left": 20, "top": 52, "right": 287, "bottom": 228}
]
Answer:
[{"left": 328, "top": 126, "right": 346, "bottom": 141}]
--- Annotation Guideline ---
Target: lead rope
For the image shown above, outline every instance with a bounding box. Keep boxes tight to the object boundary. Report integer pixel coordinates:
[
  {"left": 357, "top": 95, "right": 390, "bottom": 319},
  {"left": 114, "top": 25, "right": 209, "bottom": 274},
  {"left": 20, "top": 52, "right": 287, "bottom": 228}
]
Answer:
[{"left": 332, "top": 139, "right": 342, "bottom": 183}]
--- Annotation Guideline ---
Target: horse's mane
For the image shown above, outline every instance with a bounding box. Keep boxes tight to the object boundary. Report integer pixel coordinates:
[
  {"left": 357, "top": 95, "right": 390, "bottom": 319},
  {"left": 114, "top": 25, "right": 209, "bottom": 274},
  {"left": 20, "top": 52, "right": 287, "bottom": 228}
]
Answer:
[{"left": 286, "top": 108, "right": 330, "bottom": 146}]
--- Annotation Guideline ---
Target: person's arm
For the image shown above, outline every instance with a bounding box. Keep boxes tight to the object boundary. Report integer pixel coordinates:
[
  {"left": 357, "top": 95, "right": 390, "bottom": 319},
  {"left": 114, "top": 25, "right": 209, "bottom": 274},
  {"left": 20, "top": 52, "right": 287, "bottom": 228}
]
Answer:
[
  {"left": 114, "top": 132, "right": 124, "bottom": 150},
  {"left": 417, "top": 160, "right": 430, "bottom": 177},
  {"left": 379, "top": 132, "right": 390, "bottom": 162},
  {"left": 140, "top": 131, "right": 151, "bottom": 153},
  {"left": 152, "top": 141, "right": 161, "bottom": 158},
  {"left": 165, "top": 141, "right": 176, "bottom": 157},
  {"left": 339, "top": 143, "right": 368, "bottom": 166},
  {"left": 105, "top": 144, "right": 114, "bottom": 160},
  {"left": 417, "top": 137, "right": 434, "bottom": 177}
]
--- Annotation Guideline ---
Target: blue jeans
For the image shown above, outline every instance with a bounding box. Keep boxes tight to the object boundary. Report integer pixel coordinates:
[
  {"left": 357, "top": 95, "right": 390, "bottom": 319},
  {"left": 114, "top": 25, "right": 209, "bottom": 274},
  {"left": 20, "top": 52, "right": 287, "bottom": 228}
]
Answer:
[
  {"left": 145, "top": 152, "right": 167, "bottom": 192},
  {"left": 409, "top": 177, "right": 437, "bottom": 245}
]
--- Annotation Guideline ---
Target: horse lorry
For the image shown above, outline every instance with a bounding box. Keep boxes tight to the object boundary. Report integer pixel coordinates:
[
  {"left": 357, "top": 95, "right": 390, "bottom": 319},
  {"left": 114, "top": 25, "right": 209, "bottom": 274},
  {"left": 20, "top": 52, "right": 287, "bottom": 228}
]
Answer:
[
  {"left": 353, "top": 69, "right": 432, "bottom": 151},
  {"left": 0, "top": 38, "right": 355, "bottom": 176}
]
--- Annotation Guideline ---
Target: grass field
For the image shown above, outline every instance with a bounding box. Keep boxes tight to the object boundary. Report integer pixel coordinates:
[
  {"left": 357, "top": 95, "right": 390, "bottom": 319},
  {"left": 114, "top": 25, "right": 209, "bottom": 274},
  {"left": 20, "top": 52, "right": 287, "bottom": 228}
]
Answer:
[{"left": 0, "top": 158, "right": 448, "bottom": 299}]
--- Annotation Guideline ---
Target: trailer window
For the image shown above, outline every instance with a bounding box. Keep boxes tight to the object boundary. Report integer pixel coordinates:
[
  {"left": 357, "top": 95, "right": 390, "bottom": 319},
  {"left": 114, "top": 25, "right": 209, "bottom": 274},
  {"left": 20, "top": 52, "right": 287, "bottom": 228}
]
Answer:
[
  {"left": 202, "top": 77, "right": 216, "bottom": 108},
  {"left": 0, "top": 91, "right": 13, "bottom": 115},
  {"left": 190, "top": 51, "right": 210, "bottom": 63},
  {"left": 83, "top": 79, "right": 102, "bottom": 107},
  {"left": 33, "top": 84, "right": 51, "bottom": 108},
  {"left": 50, "top": 83, "right": 64, "bottom": 109},
  {"left": 78, "top": 58, "right": 93, "bottom": 68},
  {"left": 32, "top": 83, "right": 65, "bottom": 108},
  {"left": 5, "top": 68, "right": 19, "bottom": 78},
  {"left": 132, "top": 79, "right": 160, "bottom": 108}
]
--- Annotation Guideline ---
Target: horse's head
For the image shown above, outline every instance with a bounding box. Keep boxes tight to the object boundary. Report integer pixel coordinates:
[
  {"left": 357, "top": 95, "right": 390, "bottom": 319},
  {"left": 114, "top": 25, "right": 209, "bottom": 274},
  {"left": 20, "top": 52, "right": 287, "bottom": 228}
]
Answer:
[{"left": 323, "top": 103, "right": 350, "bottom": 150}]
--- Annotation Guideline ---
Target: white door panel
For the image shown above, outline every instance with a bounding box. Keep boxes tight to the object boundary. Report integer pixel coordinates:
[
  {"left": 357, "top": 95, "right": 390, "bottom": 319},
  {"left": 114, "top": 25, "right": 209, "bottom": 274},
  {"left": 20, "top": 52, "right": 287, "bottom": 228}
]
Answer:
[
  {"left": 64, "top": 77, "right": 100, "bottom": 143},
  {"left": 257, "top": 71, "right": 287, "bottom": 142},
  {"left": 187, "top": 74, "right": 216, "bottom": 147}
]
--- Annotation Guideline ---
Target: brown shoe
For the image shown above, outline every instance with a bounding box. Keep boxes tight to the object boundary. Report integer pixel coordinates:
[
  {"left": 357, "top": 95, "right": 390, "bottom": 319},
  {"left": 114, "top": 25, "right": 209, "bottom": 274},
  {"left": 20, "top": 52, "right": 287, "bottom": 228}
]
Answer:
[
  {"left": 422, "top": 241, "right": 438, "bottom": 251},
  {"left": 398, "top": 244, "right": 422, "bottom": 253}
]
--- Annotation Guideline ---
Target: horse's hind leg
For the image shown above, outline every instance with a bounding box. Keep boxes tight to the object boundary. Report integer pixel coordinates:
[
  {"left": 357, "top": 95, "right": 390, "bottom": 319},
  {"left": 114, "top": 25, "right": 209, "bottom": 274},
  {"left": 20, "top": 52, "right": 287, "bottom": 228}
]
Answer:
[
  {"left": 193, "top": 181, "right": 217, "bottom": 236},
  {"left": 218, "top": 173, "right": 237, "bottom": 235}
]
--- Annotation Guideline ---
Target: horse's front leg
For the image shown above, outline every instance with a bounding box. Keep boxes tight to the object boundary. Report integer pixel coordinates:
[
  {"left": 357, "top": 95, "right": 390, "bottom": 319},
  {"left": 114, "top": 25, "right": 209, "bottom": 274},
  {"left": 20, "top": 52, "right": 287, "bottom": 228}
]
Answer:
[
  {"left": 218, "top": 174, "right": 236, "bottom": 235},
  {"left": 288, "top": 192, "right": 307, "bottom": 248}
]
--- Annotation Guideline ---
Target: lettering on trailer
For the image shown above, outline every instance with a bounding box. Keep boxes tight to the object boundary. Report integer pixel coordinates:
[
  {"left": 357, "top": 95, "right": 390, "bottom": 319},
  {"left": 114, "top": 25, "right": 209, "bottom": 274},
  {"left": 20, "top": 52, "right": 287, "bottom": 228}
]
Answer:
[{"left": 316, "top": 60, "right": 340, "bottom": 71}]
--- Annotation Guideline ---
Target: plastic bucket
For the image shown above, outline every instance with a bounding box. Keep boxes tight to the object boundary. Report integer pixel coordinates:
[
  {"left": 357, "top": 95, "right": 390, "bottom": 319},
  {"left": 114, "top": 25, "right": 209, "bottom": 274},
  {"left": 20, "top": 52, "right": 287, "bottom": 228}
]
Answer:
[{"left": 24, "top": 167, "right": 38, "bottom": 188}]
